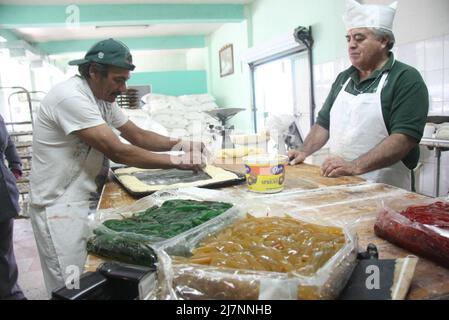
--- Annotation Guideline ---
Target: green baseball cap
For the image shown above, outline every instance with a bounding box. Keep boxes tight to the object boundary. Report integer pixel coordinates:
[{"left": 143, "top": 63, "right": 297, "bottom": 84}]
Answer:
[{"left": 68, "top": 38, "right": 135, "bottom": 71}]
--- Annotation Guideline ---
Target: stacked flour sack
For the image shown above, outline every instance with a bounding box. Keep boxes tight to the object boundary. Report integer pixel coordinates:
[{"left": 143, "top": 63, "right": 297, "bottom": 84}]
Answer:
[{"left": 141, "top": 93, "right": 221, "bottom": 150}]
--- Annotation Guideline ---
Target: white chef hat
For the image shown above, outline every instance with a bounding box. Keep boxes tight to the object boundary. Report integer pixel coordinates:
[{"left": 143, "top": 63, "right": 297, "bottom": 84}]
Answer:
[{"left": 343, "top": 0, "right": 398, "bottom": 32}]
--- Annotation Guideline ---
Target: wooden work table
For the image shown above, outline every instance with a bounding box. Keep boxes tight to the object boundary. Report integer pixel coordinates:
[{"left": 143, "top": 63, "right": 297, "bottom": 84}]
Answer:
[
  {"left": 98, "top": 163, "right": 364, "bottom": 210},
  {"left": 96, "top": 163, "right": 449, "bottom": 300}
]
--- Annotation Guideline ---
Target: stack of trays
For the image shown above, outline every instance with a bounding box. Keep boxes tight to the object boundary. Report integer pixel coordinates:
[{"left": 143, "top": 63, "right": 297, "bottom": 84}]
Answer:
[{"left": 117, "top": 88, "right": 140, "bottom": 109}]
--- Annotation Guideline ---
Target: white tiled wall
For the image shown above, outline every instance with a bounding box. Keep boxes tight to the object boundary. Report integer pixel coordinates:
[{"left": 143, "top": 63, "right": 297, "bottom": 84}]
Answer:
[
  {"left": 396, "top": 34, "right": 449, "bottom": 116},
  {"left": 398, "top": 34, "right": 449, "bottom": 197},
  {"left": 313, "top": 34, "right": 449, "bottom": 117},
  {"left": 312, "top": 34, "right": 449, "bottom": 197},
  {"left": 313, "top": 57, "right": 351, "bottom": 119}
]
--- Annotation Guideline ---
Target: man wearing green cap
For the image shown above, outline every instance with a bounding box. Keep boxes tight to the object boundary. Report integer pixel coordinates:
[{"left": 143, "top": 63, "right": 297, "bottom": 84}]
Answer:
[{"left": 28, "top": 38, "right": 206, "bottom": 297}]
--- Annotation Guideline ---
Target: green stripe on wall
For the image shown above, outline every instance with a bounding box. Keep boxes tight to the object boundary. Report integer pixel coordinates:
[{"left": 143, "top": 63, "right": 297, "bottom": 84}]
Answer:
[
  {"left": 0, "top": 4, "right": 244, "bottom": 28},
  {"left": 0, "top": 29, "right": 20, "bottom": 41},
  {"left": 128, "top": 71, "right": 207, "bottom": 96},
  {"left": 37, "top": 36, "right": 205, "bottom": 54}
]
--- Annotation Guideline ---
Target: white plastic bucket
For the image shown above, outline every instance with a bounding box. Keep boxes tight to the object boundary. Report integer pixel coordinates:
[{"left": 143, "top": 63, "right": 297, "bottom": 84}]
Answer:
[{"left": 242, "top": 154, "right": 288, "bottom": 193}]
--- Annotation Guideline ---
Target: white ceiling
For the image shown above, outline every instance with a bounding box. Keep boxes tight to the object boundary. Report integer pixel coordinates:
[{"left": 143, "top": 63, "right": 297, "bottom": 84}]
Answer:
[
  {"left": 2, "top": 0, "right": 253, "bottom": 68},
  {"left": 15, "top": 23, "right": 224, "bottom": 42}
]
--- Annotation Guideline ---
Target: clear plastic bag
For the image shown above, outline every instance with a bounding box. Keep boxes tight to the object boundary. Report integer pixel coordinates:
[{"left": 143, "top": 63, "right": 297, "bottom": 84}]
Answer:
[
  {"left": 87, "top": 188, "right": 238, "bottom": 267},
  {"left": 374, "top": 199, "right": 449, "bottom": 269},
  {"left": 149, "top": 183, "right": 436, "bottom": 300},
  {"left": 151, "top": 200, "right": 358, "bottom": 300},
  {"left": 87, "top": 225, "right": 160, "bottom": 267}
]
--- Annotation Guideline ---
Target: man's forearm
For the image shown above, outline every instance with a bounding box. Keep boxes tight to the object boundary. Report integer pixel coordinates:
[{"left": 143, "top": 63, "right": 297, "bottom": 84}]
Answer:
[
  {"left": 352, "top": 133, "right": 417, "bottom": 175},
  {"left": 112, "top": 143, "right": 176, "bottom": 169},
  {"left": 301, "top": 124, "right": 330, "bottom": 156},
  {"left": 133, "top": 130, "right": 179, "bottom": 152}
]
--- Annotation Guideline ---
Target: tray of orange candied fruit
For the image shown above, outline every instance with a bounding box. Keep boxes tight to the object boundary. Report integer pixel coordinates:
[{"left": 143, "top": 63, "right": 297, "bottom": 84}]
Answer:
[{"left": 156, "top": 213, "right": 357, "bottom": 300}]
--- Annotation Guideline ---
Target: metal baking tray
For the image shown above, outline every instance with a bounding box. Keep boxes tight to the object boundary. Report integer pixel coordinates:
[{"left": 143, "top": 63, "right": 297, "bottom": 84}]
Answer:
[{"left": 112, "top": 166, "right": 246, "bottom": 197}]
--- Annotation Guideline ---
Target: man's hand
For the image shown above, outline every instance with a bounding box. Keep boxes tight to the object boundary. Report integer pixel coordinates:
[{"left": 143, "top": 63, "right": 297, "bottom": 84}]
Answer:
[
  {"left": 180, "top": 140, "right": 211, "bottom": 162},
  {"left": 173, "top": 151, "right": 206, "bottom": 173},
  {"left": 320, "top": 156, "right": 360, "bottom": 177},
  {"left": 180, "top": 140, "right": 207, "bottom": 153},
  {"left": 288, "top": 150, "right": 307, "bottom": 166},
  {"left": 177, "top": 163, "right": 205, "bottom": 173},
  {"left": 11, "top": 168, "right": 22, "bottom": 181}
]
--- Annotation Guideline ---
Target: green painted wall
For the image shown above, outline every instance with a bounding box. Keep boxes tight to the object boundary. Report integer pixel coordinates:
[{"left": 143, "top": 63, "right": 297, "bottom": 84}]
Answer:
[
  {"left": 37, "top": 36, "right": 205, "bottom": 55},
  {"left": 207, "top": 0, "right": 348, "bottom": 131},
  {"left": 128, "top": 71, "right": 207, "bottom": 96},
  {"left": 0, "top": 4, "right": 244, "bottom": 28},
  {"left": 249, "top": 0, "right": 346, "bottom": 64},
  {"left": 0, "top": 29, "right": 20, "bottom": 41},
  {"left": 207, "top": 21, "right": 253, "bottom": 132}
]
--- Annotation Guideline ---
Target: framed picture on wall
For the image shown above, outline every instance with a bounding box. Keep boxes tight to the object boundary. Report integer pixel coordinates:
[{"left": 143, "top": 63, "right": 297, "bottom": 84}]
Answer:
[{"left": 219, "top": 44, "right": 234, "bottom": 77}]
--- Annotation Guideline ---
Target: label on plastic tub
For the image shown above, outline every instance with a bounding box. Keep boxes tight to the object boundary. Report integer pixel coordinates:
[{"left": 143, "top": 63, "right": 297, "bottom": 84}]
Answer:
[{"left": 243, "top": 155, "right": 288, "bottom": 194}]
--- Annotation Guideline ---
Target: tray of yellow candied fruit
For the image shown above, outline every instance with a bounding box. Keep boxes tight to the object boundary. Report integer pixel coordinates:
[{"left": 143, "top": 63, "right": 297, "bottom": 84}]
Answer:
[{"left": 155, "top": 213, "right": 358, "bottom": 300}]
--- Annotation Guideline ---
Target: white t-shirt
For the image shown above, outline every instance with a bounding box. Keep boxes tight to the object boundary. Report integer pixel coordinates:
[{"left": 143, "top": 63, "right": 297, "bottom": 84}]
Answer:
[{"left": 30, "top": 76, "right": 128, "bottom": 206}]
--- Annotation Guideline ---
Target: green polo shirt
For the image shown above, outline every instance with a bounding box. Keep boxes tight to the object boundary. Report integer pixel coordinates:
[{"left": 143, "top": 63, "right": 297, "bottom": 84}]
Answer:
[{"left": 316, "top": 53, "right": 429, "bottom": 170}]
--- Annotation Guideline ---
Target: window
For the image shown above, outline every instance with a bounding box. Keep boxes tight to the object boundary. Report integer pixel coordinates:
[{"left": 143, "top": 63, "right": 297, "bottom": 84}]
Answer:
[{"left": 251, "top": 50, "right": 312, "bottom": 139}]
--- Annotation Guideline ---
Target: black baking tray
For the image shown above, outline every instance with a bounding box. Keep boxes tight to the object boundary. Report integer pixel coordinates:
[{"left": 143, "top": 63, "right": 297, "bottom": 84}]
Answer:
[{"left": 112, "top": 166, "right": 246, "bottom": 197}]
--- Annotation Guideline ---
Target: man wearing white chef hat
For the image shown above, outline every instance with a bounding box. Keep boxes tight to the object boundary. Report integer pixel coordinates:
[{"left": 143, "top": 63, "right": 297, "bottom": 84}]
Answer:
[{"left": 289, "top": 0, "right": 429, "bottom": 191}]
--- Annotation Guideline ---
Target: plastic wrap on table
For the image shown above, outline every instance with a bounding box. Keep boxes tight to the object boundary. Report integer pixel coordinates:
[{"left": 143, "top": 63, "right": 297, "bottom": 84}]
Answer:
[
  {"left": 151, "top": 210, "right": 358, "bottom": 300},
  {"left": 247, "top": 183, "right": 429, "bottom": 224},
  {"left": 86, "top": 226, "right": 159, "bottom": 267},
  {"left": 87, "top": 188, "right": 238, "bottom": 267},
  {"left": 374, "top": 200, "right": 449, "bottom": 269},
  {"left": 101, "top": 199, "right": 233, "bottom": 238}
]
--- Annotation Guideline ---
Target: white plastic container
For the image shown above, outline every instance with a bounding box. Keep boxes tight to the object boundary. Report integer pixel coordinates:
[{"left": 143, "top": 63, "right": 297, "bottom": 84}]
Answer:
[{"left": 242, "top": 154, "right": 289, "bottom": 193}]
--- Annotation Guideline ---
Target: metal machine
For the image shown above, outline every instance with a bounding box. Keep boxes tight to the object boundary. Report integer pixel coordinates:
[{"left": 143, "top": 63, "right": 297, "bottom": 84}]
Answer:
[
  {"left": 265, "top": 114, "right": 304, "bottom": 155},
  {"left": 419, "top": 116, "right": 449, "bottom": 197},
  {"left": 204, "top": 108, "right": 245, "bottom": 149},
  {"left": 284, "top": 118, "right": 304, "bottom": 152}
]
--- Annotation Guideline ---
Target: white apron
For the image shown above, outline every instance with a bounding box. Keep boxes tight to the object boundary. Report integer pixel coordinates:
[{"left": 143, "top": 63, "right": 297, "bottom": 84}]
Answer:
[
  {"left": 328, "top": 72, "right": 411, "bottom": 190},
  {"left": 29, "top": 147, "right": 109, "bottom": 297}
]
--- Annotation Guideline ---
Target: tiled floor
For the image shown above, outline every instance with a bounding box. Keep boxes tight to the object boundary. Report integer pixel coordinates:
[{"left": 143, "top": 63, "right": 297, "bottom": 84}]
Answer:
[{"left": 13, "top": 218, "right": 47, "bottom": 300}]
